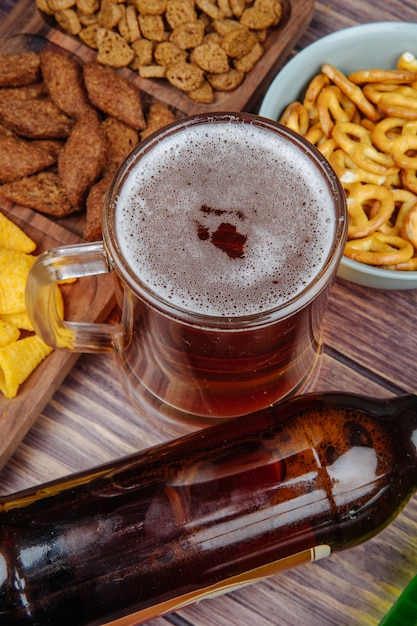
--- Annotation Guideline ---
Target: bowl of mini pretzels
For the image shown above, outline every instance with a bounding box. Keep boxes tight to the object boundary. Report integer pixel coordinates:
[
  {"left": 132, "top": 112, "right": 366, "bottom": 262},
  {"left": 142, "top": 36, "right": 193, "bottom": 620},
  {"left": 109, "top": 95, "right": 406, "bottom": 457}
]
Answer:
[{"left": 260, "top": 21, "right": 417, "bottom": 290}]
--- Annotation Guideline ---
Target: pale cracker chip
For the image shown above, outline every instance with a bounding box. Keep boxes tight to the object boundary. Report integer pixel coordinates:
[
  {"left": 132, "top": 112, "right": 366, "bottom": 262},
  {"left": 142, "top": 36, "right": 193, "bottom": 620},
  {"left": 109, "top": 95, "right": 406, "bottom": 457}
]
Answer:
[
  {"left": 138, "top": 14, "right": 166, "bottom": 42},
  {"left": 169, "top": 20, "right": 205, "bottom": 50},
  {"left": 165, "top": 0, "right": 197, "bottom": 28},
  {"left": 240, "top": 5, "right": 276, "bottom": 29},
  {"left": 76, "top": 0, "right": 99, "bottom": 15},
  {"left": 55, "top": 8, "right": 82, "bottom": 35},
  {"left": 79, "top": 23, "right": 101, "bottom": 49},
  {"left": 207, "top": 67, "right": 244, "bottom": 90},
  {"left": 96, "top": 28, "right": 135, "bottom": 67},
  {"left": 136, "top": 0, "right": 167, "bottom": 15},
  {"left": 98, "top": 0, "right": 123, "bottom": 29},
  {"left": 0, "top": 334, "right": 53, "bottom": 398},
  {"left": 154, "top": 41, "right": 187, "bottom": 66},
  {"left": 190, "top": 42, "right": 229, "bottom": 74},
  {"left": 131, "top": 39, "right": 154, "bottom": 67},
  {"left": 137, "top": 65, "right": 167, "bottom": 79},
  {"left": 48, "top": 0, "right": 75, "bottom": 9},
  {"left": 233, "top": 41, "right": 263, "bottom": 73},
  {"left": 0, "top": 212, "right": 36, "bottom": 253},
  {"left": 186, "top": 79, "right": 214, "bottom": 103}
]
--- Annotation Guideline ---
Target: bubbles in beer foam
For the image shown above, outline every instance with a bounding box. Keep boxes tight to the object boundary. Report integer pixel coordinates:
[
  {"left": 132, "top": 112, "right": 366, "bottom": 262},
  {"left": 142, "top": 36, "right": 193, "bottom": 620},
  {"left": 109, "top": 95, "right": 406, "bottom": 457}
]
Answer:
[{"left": 116, "top": 122, "right": 335, "bottom": 316}]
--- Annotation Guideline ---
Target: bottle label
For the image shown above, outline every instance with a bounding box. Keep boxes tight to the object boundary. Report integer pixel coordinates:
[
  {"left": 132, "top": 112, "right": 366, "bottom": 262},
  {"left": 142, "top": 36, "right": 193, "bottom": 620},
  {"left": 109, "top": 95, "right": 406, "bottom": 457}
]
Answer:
[{"left": 103, "top": 545, "right": 331, "bottom": 626}]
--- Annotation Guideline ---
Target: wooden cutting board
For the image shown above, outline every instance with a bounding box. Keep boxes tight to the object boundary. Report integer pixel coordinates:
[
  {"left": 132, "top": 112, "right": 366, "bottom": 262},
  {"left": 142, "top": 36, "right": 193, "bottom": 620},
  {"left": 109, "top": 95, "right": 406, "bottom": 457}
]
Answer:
[
  {"left": 0, "top": 0, "right": 314, "bottom": 469},
  {"left": 0, "top": 0, "right": 315, "bottom": 115},
  {"left": 0, "top": 203, "right": 116, "bottom": 470}
]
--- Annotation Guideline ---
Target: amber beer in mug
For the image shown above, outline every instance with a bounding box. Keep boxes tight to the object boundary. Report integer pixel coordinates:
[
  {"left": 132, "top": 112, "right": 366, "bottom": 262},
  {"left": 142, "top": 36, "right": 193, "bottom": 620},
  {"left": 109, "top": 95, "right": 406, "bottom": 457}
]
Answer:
[{"left": 26, "top": 113, "right": 347, "bottom": 424}]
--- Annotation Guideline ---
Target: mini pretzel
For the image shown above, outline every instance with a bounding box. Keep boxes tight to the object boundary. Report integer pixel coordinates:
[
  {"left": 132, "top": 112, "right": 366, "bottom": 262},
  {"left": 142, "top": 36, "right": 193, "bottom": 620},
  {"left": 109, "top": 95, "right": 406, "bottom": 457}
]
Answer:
[
  {"left": 303, "top": 73, "right": 330, "bottom": 120},
  {"left": 401, "top": 168, "right": 417, "bottom": 194},
  {"left": 304, "top": 121, "right": 326, "bottom": 146},
  {"left": 344, "top": 232, "right": 414, "bottom": 265},
  {"left": 329, "top": 149, "right": 388, "bottom": 187},
  {"left": 401, "top": 201, "right": 417, "bottom": 248},
  {"left": 332, "top": 122, "right": 399, "bottom": 176},
  {"left": 362, "top": 82, "right": 398, "bottom": 104},
  {"left": 397, "top": 52, "right": 417, "bottom": 72},
  {"left": 278, "top": 55, "right": 417, "bottom": 272},
  {"left": 317, "top": 137, "right": 338, "bottom": 160},
  {"left": 348, "top": 68, "right": 417, "bottom": 85},
  {"left": 391, "top": 134, "right": 417, "bottom": 169},
  {"left": 346, "top": 183, "right": 395, "bottom": 238},
  {"left": 321, "top": 63, "right": 380, "bottom": 121},
  {"left": 377, "top": 88, "right": 417, "bottom": 120},
  {"left": 372, "top": 116, "right": 406, "bottom": 153},
  {"left": 316, "top": 85, "right": 357, "bottom": 136},
  {"left": 279, "top": 101, "right": 309, "bottom": 135},
  {"left": 388, "top": 189, "right": 417, "bottom": 233},
  {"left": 393, "top": 256, "right": 417, "bottom": 271}
]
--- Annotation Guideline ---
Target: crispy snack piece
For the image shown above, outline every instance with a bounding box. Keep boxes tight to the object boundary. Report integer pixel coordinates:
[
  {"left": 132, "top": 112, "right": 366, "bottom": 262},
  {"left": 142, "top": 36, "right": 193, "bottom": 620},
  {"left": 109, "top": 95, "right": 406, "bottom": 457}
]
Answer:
[
  {"left": 0, "top": 52, "right": 41, "bottom": 87},
  {"left": 84, "top": 174, "right": 112, "bottom": 241},
  {"left": 0, "top": 134, "right": 60, "bottom": 183},
  {"left": 83, "top": 61, "right": 146, "bottom": 129},
  {"left": 0, "top": 248, "right": 36, "bottom": 315},
  {"left": 190, "top": 42, "right": 229, "bottom": 74},
  {"left": 102, "top": 116, "right": 139, "bottom": 174},
  {"left": 0, "top": 319, "right": 20, "bottom": 348},
  {"left": 58, "top": 109, "right": 107, "bottom": 209},
  {"left": 0, "top": 171, "right": 75, "bottom": 217},
  {"left": 0, "top": 99, "right": 74, "bottom": 139},
  {"left": 0, "top": 334, "right": 53, "bottom": 398},
  {"left": 40, "top": 48, "right": 92, "bottom": 119},
  {"left": 0, "top": 82, "right": 48, "bottom": 101},
  {"left": 0, "top": 212, "right": 36, "bottom": 253},
  {"left": 207, "top": 67, "right": 244, "bottom": 91},
  {"left": 141, "top": 102, "right": 176, "bottom": 140},
  {"left": 166, "top": 61, "right": 204, "bottom": 91},
  {"left": 96, "top": 28, "right": 135, "bottom": 67}
]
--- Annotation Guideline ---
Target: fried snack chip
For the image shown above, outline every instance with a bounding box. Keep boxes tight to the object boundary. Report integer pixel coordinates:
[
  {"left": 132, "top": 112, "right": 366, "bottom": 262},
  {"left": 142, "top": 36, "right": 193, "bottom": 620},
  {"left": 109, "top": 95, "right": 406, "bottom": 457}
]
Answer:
[
  {"left": 102, "top": 116, "right": 139, "bottom": 175},
  {"left": 0, "top": 134, "right": 60, "bottom": 184},
  {"left": 0, "top": 211, "right": 36, "bottom": 252},
  {"left": 0, "top": 249, "right": 36, "bottom": 315},
  {"left": 84, "top": 174, "right": 112, "bottom": 241},
  {"left": 0, "top": 171, "right": 75, "bottom": 217},
  {"left": 83, "top": 61, "right": 146, "bottom": 130},
  {"left": 141, "top": 102, "right": 176, "bottom": 140},
  {"left": 0, "top": 212, "right": 66, "bottom": 397},
  {"left": 0, "top": 335, "right": 53, "bottom": 398},
  {"left": 0, "top": 82, "right": 48, "bottom": 102},
  {"left": 0, "top": 311, "right": 34, "bottom": 332},
  {"left": 0, "top": 98, "right": 74, "bottom": 139},
  {"left": 58, "top": 108, "right": 107, "bottom": 209},
  {"left": 40, "top": 48, "right": 92, "bottom": 119},
  {"left": 0, "top": 52, "right": 41, "bottom": 87},
  {"left": 0, "top": 320, "right": 20, "bottom": 348}
]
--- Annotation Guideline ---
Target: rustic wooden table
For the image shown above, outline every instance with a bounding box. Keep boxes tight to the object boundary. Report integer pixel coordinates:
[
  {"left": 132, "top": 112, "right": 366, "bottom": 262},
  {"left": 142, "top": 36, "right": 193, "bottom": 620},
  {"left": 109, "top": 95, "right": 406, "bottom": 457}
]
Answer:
[{"left": 1, "top": 1, "right": 417, "bottom": 625}]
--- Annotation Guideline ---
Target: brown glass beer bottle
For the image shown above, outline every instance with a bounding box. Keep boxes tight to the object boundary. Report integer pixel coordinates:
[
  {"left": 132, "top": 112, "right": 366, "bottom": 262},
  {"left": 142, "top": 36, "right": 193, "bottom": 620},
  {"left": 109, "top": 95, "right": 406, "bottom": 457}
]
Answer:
[{"left": 1, "top": 392, "right": 417, "bottom": 626}]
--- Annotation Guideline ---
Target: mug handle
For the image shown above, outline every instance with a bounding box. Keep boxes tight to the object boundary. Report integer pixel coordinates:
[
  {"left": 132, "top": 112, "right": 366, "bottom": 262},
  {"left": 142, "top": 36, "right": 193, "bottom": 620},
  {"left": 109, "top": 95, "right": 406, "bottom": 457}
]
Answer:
[{"left": 26, "top": 241, "right": 120, "bottom": 352}]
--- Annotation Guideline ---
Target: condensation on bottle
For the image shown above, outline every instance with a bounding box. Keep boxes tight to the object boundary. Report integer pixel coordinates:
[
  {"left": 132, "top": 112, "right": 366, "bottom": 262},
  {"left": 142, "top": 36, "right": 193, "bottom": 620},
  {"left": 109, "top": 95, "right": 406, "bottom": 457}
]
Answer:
[{"left": 1, "top": 392, "right": 417, "bottom": 626}]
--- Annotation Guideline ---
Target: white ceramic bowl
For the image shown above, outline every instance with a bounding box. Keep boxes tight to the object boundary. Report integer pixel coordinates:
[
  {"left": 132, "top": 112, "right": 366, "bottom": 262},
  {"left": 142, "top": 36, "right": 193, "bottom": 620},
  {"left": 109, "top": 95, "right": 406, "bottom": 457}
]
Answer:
[{"left": 259, "top": 22, "right": 417, "bottom": 290}]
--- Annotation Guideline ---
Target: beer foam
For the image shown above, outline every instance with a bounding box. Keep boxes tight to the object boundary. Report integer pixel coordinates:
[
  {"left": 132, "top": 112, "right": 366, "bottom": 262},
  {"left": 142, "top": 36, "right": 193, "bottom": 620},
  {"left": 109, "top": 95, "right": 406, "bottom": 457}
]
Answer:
[{"left": 115, "top": 120, "right": 336, "bottom": 316}]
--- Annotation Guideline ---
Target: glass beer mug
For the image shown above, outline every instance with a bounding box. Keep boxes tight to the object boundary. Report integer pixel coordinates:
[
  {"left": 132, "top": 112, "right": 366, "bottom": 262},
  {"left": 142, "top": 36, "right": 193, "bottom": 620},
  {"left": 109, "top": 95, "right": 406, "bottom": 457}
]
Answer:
[{"left": 26, "top": 113, "right": 347, "bottom": 424}]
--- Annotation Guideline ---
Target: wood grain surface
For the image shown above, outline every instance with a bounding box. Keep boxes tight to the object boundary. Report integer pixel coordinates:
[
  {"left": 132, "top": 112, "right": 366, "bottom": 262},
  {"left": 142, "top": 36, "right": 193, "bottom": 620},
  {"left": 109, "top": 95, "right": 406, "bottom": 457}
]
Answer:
[{"left": 1, "top": 1, "right": 417, "bottom": 626}]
